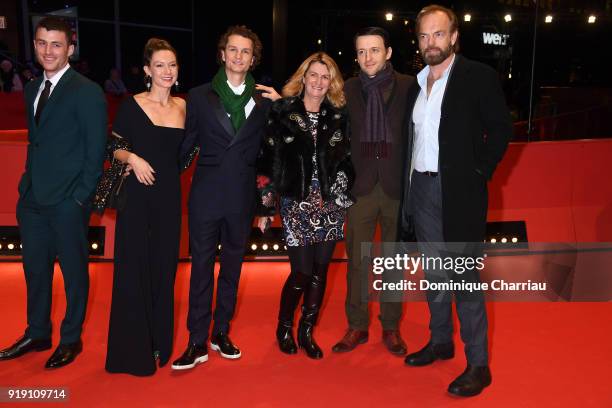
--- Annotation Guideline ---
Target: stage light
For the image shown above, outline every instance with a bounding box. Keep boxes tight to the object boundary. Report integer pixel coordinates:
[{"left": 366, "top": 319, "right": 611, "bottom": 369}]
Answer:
[
  {"left": 273, "top": 244, "right": 279, "bottom": 251},
  {"left": 0, "top": 226, "right": 105, "bottom": 257},
  {"left": 218, "top": 245, "right": 221, "bottom": 250},
  {"left": 588, "top": 15, "right": 596, "bottom": 24},
  {"left": 404, "top": 19, "right": 408, "bottom": 26},
  {"left": 416, "top": 50, "right": 419, "bottom": 54},
  {"left": 411, "top": 40, "right": 415, "bottom": 44},
  {"left": 464, "top": 14, "right": 471, "bottom": 22},
  {"left": 504, "top": 14, "right": 512, "bottom": 22},
  {"left": 545, "top": 15, "right": 553, "bottom": 23},
  {"left": 485, "top": 221, "right": 527, "bottom": 248},
  {"left": 317, "top": 39, "right": 321, "bottom": 45},
  {"left": 385, "top": 12, "right": 393, "bottom": 21},
  {"left": 251, "top": 244, "right": 257, "bottom": 251},
  {"left": 508, "top": 73, "right": 512, "bottom": 79},
  {"left": 262, "top": 244, "right": 269, "bottom": 251},
  {"left": 338, "top": 51, "right": 342, "bottom": 56},
  {"left": 284, "top": 245, "right": 287, "bottom": 250}
]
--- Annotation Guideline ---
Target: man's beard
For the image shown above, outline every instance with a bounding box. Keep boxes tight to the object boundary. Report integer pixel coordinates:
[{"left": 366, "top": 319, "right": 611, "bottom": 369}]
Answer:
[{"left": 422, "top": 43, "right": 453, "bottom": 66}]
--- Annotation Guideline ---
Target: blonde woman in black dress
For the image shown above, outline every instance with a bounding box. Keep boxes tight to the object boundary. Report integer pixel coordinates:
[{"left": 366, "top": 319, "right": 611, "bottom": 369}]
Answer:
[{"left": 105, "top": 38, "right": 185, "bottom": 376}]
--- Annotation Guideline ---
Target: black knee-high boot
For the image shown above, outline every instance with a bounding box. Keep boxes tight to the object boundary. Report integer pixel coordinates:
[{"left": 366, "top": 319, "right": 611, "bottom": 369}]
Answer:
[
  {"left": 277, "top": 271, "right": 310, "bottom": 354},
  {"left": 298, "top": 263, "right": 329, "bottom": 359}
]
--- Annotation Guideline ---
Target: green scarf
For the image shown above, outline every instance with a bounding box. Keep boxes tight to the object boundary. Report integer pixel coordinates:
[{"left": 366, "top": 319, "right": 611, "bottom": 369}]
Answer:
[{"left": 211, "top": 67, "right": 255, "bottom": 132}]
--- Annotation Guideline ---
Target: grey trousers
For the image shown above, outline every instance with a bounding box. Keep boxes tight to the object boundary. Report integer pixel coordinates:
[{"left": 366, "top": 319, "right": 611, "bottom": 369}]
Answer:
[{"left": 411, "top": 171, "right": 489, "bottom": 366}]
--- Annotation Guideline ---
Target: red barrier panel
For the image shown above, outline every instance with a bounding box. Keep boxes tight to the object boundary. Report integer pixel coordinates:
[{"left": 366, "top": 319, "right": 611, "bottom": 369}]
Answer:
[
  {"left": 0, "top": 93, "right": 28, "bottom": 130},
  {"left": 2, "top": 128, "right": 612, "bottom": 257},
  {"left": 487, "top": 139, "right": 612, "bottom": 242}
]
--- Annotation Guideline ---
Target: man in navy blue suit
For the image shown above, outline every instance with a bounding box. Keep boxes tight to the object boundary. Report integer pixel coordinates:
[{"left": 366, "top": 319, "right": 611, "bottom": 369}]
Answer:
[{"left": 172, "top": 25, "right": 279, "bottom": 370}]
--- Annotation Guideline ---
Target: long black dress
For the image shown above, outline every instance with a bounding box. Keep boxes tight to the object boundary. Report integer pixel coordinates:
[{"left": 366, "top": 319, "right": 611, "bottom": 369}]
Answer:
[{"left": 105, "top": 97, "right": 183, "bottom": 376}]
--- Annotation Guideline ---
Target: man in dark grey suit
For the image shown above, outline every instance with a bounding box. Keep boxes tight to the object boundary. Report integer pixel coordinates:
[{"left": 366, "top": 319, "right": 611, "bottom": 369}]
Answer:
[
  {"left": 0, "top": 17, "right": 106, "bottom": 369},
  {"left": 399, "top": 5, "right": 512, "bottom": 397}
]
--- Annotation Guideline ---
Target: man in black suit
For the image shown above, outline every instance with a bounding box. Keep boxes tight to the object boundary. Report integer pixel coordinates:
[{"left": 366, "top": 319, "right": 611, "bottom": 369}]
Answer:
[
  {"left": 172, "top": 26, "right": 277, "bottom": 370},
  {"left": 0, "top": 17, "right": 106, "bottom": 368},
  {"left": 399, "top": 5, "right": 512, "bottom": 397}
]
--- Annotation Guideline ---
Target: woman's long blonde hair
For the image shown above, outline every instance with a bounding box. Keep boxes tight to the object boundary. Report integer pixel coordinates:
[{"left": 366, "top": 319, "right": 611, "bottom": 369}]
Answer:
[{"left": 282, "top": 52, "right": 346, "bottom": 108}]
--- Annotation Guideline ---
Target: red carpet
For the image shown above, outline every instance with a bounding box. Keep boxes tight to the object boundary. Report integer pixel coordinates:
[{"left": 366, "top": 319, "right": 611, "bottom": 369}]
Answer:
[{"left": 0, "top": 261, "right": 610, "bottom": 407}]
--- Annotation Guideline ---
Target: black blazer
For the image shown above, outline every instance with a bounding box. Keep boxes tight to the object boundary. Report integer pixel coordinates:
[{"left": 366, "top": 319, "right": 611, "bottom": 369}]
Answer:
[
  {"left": 19, "top": 67, "right": 107, "bottom": 205},
  {"left": 399, "top": 55, "right": 513, "bottom": 243},
  {"left": 180, "top": 83, "right": 272, "bottom": 216}
]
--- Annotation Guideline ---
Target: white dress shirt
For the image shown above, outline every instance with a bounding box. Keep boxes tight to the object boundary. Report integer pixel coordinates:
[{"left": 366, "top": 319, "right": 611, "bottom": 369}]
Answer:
[
  {"left": 33, "top": 63, "right": 71, "bottom": 111},
  {"left": 412, "top": 54, "right": 456, "bottom": 173},
  {"left": 227, "top": 79, "right": 255, "bottom": 119}
]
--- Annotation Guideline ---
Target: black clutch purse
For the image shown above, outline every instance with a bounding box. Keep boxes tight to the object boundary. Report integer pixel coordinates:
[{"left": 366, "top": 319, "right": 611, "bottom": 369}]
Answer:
[{"left": 92, "top": 132, "right": 131, "bottom": 214}]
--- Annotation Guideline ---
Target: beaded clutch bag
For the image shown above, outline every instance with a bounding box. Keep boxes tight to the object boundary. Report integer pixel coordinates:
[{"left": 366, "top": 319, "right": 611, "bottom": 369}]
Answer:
[{"left": 92, "top": 131, "right": 131, "bottom": 214}]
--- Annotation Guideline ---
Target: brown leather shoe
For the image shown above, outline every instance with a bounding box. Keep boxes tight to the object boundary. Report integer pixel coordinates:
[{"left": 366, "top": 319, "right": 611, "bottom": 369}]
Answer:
[
  {"left": 331, "top": 329, "right": 368, "bottom": 353},
  {"left": 382, "top": 330, "right": 407, "bottom": 355}
]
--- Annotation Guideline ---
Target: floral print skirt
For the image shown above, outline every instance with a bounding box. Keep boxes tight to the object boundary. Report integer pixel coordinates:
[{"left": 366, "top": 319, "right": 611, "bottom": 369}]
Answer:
[{"left": 280, "top": 179, "right": 346, "bottom": 247}]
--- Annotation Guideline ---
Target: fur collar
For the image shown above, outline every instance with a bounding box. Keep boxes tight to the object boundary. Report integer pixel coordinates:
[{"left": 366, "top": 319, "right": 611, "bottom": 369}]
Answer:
[{"left": 270, "top": 96, "right": 345, "bottom": 145}]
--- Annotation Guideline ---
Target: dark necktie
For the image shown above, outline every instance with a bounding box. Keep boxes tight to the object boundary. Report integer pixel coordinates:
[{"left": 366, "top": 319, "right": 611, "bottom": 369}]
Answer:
[{"left": 35, "top": 80, "right": 52, "bottom": 125}]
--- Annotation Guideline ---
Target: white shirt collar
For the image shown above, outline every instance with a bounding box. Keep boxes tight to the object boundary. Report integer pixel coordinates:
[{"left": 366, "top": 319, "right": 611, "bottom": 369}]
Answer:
[
  {"left": 227, "top": 79, "right": 246, "bottom": 95},
  {"left": 43, "top": 63, "right": 71, "bottom": 88},
  {"left": 416, "top": 53, "right": 456, "bottom": 90}
]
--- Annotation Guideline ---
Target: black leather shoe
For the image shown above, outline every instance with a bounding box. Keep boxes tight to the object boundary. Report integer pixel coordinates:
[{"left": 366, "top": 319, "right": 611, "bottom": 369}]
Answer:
[
  {"left": 171, "top": 343, "right": 208, "bottom": 370},
  {"left": 382, "top": 330, "right": 407, "bottom": 356},
  {"left": 45, "top": 340, "right": 82, "bottom": 369},
  {"left": 332, "top": 329, "right": 368, "bottom": 353},
  {"left": 276, "top": 322, "right": 297, "bottom": 355},
  {"left": 448, "top": 365, "right": 492, "bottom": 397},
  {"left": 404, "top": 341, "right": 454, "bottom": 366},
  {"left": 0, "top": 336, "right": 52, "bottom": 360},
  {"left": 210, "top": 332, "right": 241, "bottom": 359}
]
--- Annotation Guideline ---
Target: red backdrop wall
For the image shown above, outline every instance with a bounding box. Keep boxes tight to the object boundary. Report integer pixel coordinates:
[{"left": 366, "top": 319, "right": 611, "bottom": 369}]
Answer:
[{"left": 2, "top": 91, "right": 612, "bottom": 258}]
